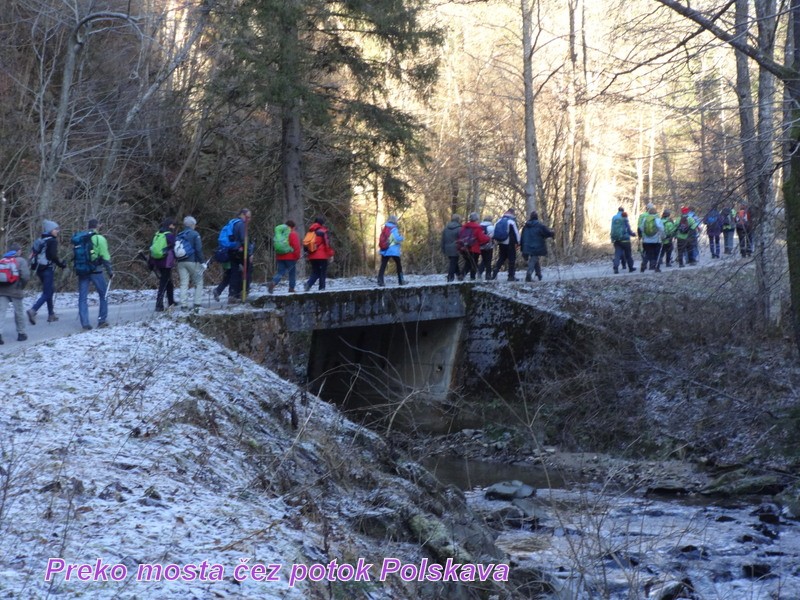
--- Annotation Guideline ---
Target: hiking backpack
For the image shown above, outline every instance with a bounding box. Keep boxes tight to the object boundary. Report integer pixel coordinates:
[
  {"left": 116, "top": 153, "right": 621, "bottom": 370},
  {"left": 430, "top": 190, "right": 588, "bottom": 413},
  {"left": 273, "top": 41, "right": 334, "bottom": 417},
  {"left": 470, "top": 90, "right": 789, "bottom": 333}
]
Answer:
[
  {"left": 493, "top": 217, "right": 510, "bottom": 242},
  {"left": 378, "top": 225, "right": 392, "bottom": 251},
  {"left": 30, "top": 238, "right": 49, "bottom": 270},
  {"left": 677, "top": 216, "right": 690, "bottom": 235},
  {"left": 736, "top": 209, "right": 749, "bottom": 228},
  {"left": 0, "top": 256, "right": 20, "bottom": 284},
  {"left": 642, "top": 214, "right": 658, "bottom": 237},
  {"left": 72, "top": 231, "right": 97, "bottom": 276},
  {"left": 663, "top": 218, "right": 677, "bottom": 239},
  {"left": 149, "top": 231, "right": 169, "bottom": 260},
  {"left": 217, "top": 218, "right": 241, "bottom": 251},
  {"left": 456, "top": 226, "right": 477, "bottom": 253},
  {"left": 174, "top": 231, "right": 194, "bottom": 260},
  {"left": 303, "top": 230, "right": 319, "bottom": 254},
  {"left": 274, "top": 224, "right": 292, "bottom": 255},
  {"left": 610, "top": 216, "right": 627, "bottom": 241}
]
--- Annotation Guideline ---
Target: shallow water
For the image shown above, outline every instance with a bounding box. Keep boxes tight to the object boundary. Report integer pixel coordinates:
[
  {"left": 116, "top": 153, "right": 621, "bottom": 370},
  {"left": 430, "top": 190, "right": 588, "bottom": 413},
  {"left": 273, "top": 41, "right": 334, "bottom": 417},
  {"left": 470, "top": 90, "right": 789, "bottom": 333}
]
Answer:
[{"left": 429, "top": 457, "right": 800, "bottom": 599}]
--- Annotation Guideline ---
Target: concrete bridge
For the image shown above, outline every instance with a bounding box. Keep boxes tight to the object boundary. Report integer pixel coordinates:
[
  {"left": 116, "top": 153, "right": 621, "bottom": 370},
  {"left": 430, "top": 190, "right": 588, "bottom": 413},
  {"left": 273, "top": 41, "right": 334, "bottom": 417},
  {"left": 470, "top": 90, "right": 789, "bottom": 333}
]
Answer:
[{"left": 193, "top": 283, "right": 599, "bottom": 430}]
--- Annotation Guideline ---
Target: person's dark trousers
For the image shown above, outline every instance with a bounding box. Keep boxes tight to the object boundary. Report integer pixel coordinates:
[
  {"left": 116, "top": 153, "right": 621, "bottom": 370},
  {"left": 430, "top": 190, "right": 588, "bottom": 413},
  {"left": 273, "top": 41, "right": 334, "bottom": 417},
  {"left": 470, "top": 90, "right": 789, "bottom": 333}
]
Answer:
[
  {"left": 708, "top": 234, "right": 721, "bottom": 258},
  {"left": 689, "top": 234, "right": 699, "bottom": 262},
  {"left": 723, "top": 229, "right": 735, "bottom": 254},
  {"left": 215, "top": 268, "right": 231, "bottom": 297},
  {"left": 306, "top": 259, "right": 328, "bottom": 290},
  {"left": 378, "top": 255, "right": 403, "bottom": 286},
  {"left": 676, "top": 238, "right": 690, "bottom": 266},
  {"left": 228, "top": 255, "right": 253, "bottom": 300},
  {"left": 620, "top": 241, "right": 634, "bottom": 271},
  {"left": 31, "top": 266, "right": 56, "bottom": 315},
  {"left": 446, "top": 256, "right": 461, "bottom": 282},
  {"left": 271, "top": 260, "right": 297, "bottom": 291},
  {"left": 492, "top": 243, "right": 517, "bottom": 280},
  {"left": 478, "top": 248, "right": 493, "bottom": 279},
  {"left": 612, "top": 242, "right": 626, "bottom": 272},
  {"left": 642, "top": 243, "right": 661, "bottom": 271},
  {"left": 737, "top": 229, "right": 752, "bottom": 257},
  {"left": 461, "top": 252, "right": 479, "bottom": 280},
  {"left": 155, "top": 267, "right": 175, "bottom": 309},
  {"left": 657, "top": 241, "right": 673, "bottom": 267}
]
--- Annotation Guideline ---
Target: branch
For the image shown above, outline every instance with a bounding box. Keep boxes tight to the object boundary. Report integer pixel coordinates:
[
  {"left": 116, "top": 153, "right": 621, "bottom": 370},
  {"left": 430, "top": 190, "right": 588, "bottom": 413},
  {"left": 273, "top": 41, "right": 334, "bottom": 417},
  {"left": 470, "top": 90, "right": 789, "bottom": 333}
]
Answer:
[{"left": 654, "top": 0, "right": 797, "bottom": 82}]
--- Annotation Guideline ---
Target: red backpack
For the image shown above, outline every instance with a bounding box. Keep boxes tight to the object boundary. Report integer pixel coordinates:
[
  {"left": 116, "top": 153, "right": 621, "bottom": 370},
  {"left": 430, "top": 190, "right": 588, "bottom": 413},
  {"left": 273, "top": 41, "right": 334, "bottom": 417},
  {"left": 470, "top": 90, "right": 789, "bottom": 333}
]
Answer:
[
  {"left": 378, "top": 225, "right": 392, "bottom": 251},
  {"left": 0, "top": 256, "right": 20, "bottom": 284}
]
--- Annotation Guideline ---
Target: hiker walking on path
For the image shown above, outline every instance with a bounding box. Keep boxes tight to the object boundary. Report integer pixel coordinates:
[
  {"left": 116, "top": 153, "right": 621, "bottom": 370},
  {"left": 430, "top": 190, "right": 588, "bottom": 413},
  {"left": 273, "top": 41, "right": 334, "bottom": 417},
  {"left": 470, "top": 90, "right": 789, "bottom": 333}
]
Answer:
[
  {"left": 77, "top": 219, "right": 113, "bottom": 330},
  {"left": 722, "top": 206, "right": 736, "bottom": 255},
  {"left": 520, "top": 211, "right": 554, "bottom": 281},
  {"left": 658, "top": 210, "right": 676, "bottom": 268},
  {"left": 0, "top": 242, "right": 30, "bottom": 343},
  {"left": 303, "top": 217, "right": 335, "bottom": 291},
  {"left": 27, "top": 220, "right": 67, "bottom": 325},
  {"left": 610, "top": 207, "right": 636, "bottom": 273},
  {"left": 176, "top": 216, "right": 205, "bottom": 311},
  {"left": 491, "top": 208, "right": 521, "bottom": 281},
  {"left": 149, "top": 218, "right": 178, "bottom": 312},
  {"left": 458, "top": 212, "right": 490, "bottom": 281},
  {"left": 735, "top": 204, "right": 754, "bottom": 257},
  {"left": 377, "top": 215, "right": 405, "bottom": 287},
  {"left": 219, "top": 208, "right": 253, "bottom": 304},
  {"left": 637, "top": 204, "right": 664, "bottom": 272},
  {"left": 675, "top": 206, "right": 699, "bottom": 267},
  {"left": 478, "top": 215, "right": 495, "bottom": 280},
  {"left": 703, "top": 208, "right": 723, "bottom": 259},
  {"left": 268, "top": 220, "right": 301, "bottom": 294},
  {"left": 441, "top": 214, "right": 463, "bottom": 282}
]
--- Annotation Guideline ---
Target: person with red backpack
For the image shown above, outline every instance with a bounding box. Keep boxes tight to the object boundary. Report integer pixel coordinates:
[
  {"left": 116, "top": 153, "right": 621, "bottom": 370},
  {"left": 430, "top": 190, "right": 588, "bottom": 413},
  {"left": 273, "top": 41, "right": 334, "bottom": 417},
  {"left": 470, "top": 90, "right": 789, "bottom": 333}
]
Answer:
[
  {"left": 735, "top": 204, "right": 753, "bottom": 257},
  {"left": 303, "top": 216, "right": 335, "bottom": 291},
  {"left": 377, "top": 215, "right": 405, "bottom": 287},
  {"left": 458, "top": 212, "right": 491, "bottom": 281},
  {"left": 0, "top": 242, "right": 30, "bottom": 344}
]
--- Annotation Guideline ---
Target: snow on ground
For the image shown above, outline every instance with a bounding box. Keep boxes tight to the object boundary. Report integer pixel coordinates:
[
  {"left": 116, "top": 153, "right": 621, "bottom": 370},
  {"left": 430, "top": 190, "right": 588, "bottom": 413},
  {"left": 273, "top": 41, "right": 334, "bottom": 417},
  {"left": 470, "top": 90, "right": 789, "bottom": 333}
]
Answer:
[{"left": 0, "top": 317, "right": 388, "bottom": 599}]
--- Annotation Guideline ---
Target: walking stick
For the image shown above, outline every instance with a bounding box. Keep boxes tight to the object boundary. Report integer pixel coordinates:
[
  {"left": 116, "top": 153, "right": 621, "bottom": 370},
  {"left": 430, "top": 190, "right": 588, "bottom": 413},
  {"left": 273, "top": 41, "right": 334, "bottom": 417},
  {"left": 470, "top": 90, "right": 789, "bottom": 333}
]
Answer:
[{"left": 241, "top": 218, "right": 249, "bottom": 303}]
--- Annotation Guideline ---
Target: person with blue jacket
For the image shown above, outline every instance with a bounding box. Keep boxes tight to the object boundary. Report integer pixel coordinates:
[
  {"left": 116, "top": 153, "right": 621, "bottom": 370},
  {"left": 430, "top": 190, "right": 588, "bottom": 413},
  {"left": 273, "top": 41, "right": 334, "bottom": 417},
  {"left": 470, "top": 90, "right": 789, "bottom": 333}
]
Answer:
[
  {"left": 377, "top": 215, "right": 405, "bottom": 287},
  {"left": 27, "top": 219, "right": 67, "bottom": 325},
  {"left": 520, "top": 211, "right": 554, "bottom": 281}
]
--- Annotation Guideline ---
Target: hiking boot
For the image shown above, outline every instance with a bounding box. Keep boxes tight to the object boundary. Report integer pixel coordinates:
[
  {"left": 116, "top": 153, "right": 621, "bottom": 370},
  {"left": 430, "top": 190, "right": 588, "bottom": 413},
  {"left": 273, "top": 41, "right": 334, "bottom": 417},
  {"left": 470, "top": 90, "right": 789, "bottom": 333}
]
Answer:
[
  {"left": 0, "top": 334, "right": 3, "bottom": 344},
  {"left": 303, "top": 282, "right": 311, "bottom": 292},
  {"left": 83, "top": 325, "right": 92, "bottom": 331},
  {"left": 213, "top": 289, "right": 221, "bottom": 302},
  {"left": 17, "top": 333, "right": 27, "bottom": 341},
  {"left": 508, "top": 277, "right": 519, "bottom": 282},
  {"left": 536, "top": 273, "right": 542, "bottom": 281},
  {"left": 613, "top": 267, "right": 619, "bottom": 274},
  {"left": 289, "top": 288, "right": 296, "bottom": 293},
  {"left": 47, "top": 313, "right": 59, "bottom": 322},
  {"left": 640, "top": 263, "right": 646, "bottom": 272},
  {"left": 628, "top": 266, "right": 635, "bottom": 272},
  {"left": 525, "top": 274, "right": 532, "bottom": 282},
  {"left": 377, "top": 279, "right": 385, "bottom": 287},
  {"left": 655, "top": 267, "right": 661, "bottom": 273},
  {"left": 155, "top": 305, "right": 165, "bottom": 312},
  {"left": 97, "top": 321, "right": 110, "bottom": 329},
  {"left": 267, "top": 282, "right": 275, "bottom": 294},
  {"left": 26, "top": 309, "right": 37, "bottom": 325}
]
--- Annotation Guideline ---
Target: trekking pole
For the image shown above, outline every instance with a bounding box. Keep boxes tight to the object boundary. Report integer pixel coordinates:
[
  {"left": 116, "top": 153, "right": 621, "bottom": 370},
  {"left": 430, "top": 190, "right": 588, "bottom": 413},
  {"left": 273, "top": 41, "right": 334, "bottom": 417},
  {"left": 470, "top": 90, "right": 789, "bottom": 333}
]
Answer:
[{"left": 241, "top": 218, "right": 249, "bottom": 302}]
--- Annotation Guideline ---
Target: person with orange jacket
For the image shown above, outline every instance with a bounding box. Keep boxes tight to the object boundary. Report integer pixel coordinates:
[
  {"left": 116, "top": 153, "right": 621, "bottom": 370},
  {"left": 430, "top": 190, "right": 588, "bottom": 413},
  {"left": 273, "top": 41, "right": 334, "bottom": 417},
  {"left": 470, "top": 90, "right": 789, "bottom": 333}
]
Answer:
[{"left": 303, "top": 217, "right": 335, "bottom": 291}]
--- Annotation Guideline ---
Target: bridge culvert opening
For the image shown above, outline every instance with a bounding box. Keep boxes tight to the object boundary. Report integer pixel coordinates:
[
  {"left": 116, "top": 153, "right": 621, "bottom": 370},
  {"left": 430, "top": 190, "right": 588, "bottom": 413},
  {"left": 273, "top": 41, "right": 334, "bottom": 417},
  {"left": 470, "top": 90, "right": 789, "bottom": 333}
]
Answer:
[{"left": 307, "top": 318, "right": 463, "bottom": 430}]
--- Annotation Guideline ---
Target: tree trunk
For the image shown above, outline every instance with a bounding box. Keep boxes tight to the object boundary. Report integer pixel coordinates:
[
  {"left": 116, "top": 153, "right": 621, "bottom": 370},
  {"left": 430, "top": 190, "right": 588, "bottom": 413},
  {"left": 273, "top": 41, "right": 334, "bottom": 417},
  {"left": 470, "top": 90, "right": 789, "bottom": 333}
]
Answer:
[{"left": 521, "top": 0, "right": 539, "bottom": 216}]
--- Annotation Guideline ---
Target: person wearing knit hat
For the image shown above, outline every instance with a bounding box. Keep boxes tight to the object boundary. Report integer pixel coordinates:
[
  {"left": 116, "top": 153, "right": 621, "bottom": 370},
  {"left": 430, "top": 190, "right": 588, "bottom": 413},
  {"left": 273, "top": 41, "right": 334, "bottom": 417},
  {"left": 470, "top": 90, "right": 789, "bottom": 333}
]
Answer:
[
  {"left": 377, "top": 215, "right": 406, "bottom": 287},
  {"left": 78, "top": 219, "right": 114, "bottom": 330},
  {"left": 491, "top": 208, "right": 522, "bottom": 281},
  {"left": 478, "top": 215, "right": 495, "bottom": 280},
  {"left": 459, "top": 213, "right": 491, "bottom": 281},
  {"left": 441, "top": 215, "right": 464, "bottom": 282},
  {"left": 611, "top": 209, "right": 637, "bottom": 273},
  {"left": 675, "top": 206, "right": 699, "bottom": 267},
  {"left": 26, "top": 219, "right": 67, "bottom": 326},
  {"left": 0, "top": 241, "right": 31, "bottom": 344},
  {"left": 176, "top": 215, "right": 205, "bottom": 311}
]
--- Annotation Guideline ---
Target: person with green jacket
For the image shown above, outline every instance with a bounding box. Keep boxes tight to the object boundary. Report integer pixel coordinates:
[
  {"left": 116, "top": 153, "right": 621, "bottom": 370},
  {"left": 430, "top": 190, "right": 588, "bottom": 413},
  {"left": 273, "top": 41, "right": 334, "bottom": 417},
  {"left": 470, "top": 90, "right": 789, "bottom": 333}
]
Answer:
[
  {"left": 722, "top": 207, "right": 736, "bottom": 255},
  {"left": 675, "top": 207, "right": 699, "bottom": 267}
]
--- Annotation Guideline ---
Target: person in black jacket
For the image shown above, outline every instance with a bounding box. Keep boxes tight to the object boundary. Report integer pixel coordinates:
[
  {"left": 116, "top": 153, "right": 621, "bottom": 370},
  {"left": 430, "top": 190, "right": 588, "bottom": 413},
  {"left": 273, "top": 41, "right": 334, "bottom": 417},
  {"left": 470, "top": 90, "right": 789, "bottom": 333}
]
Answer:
[
  {"left": 26, "top": 220, "right": 67, "bottom": 325},
  {"left": 520, "top": 211, "right": 554, "bottom": 281}
]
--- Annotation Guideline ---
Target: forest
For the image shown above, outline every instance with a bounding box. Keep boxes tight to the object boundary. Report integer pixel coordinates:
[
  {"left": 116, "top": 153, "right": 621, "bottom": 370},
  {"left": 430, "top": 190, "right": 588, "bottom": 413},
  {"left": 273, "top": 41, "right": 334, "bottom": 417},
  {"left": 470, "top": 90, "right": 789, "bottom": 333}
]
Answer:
[{"left": 0, "top": 0, "right": 798, "bottom": 343}]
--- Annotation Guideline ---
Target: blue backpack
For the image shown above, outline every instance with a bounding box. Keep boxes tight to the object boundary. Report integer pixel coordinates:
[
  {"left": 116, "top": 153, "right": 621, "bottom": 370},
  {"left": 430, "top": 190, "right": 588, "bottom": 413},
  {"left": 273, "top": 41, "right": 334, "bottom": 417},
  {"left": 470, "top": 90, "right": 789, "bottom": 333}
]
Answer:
[
  {"left": 71, "top": 231, "right": 97, "bottom": 276},
  {"left": 175, "top": 230, "right": 195, "bottom": 260},
  {"left": 493, "top": 217, "right": 510, "bottom": 242},
  {"left": 218, "top": 218, "right": 241, "bottom": 250}
]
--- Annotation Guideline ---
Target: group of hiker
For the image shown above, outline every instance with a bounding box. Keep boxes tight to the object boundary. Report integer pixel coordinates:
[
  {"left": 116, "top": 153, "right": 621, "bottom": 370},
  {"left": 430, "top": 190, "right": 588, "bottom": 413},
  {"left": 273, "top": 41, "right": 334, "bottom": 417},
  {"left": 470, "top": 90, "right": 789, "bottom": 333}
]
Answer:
[
  {"left": 439, "top": 209, "right": 554, "bottom": 284},
  {"left": 610, "top": 203, "right": 754, "bottom": 273},
  {"left": 0, "top": 218, "right": 113, "bottom": 344}
]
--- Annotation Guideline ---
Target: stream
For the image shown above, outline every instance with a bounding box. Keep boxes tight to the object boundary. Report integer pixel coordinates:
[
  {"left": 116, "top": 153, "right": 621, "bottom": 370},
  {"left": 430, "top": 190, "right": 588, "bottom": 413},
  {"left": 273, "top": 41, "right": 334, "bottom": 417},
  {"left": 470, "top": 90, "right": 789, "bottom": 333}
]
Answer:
[{"left": 426, "top": 456, "right": 800, "bottom": 599}]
